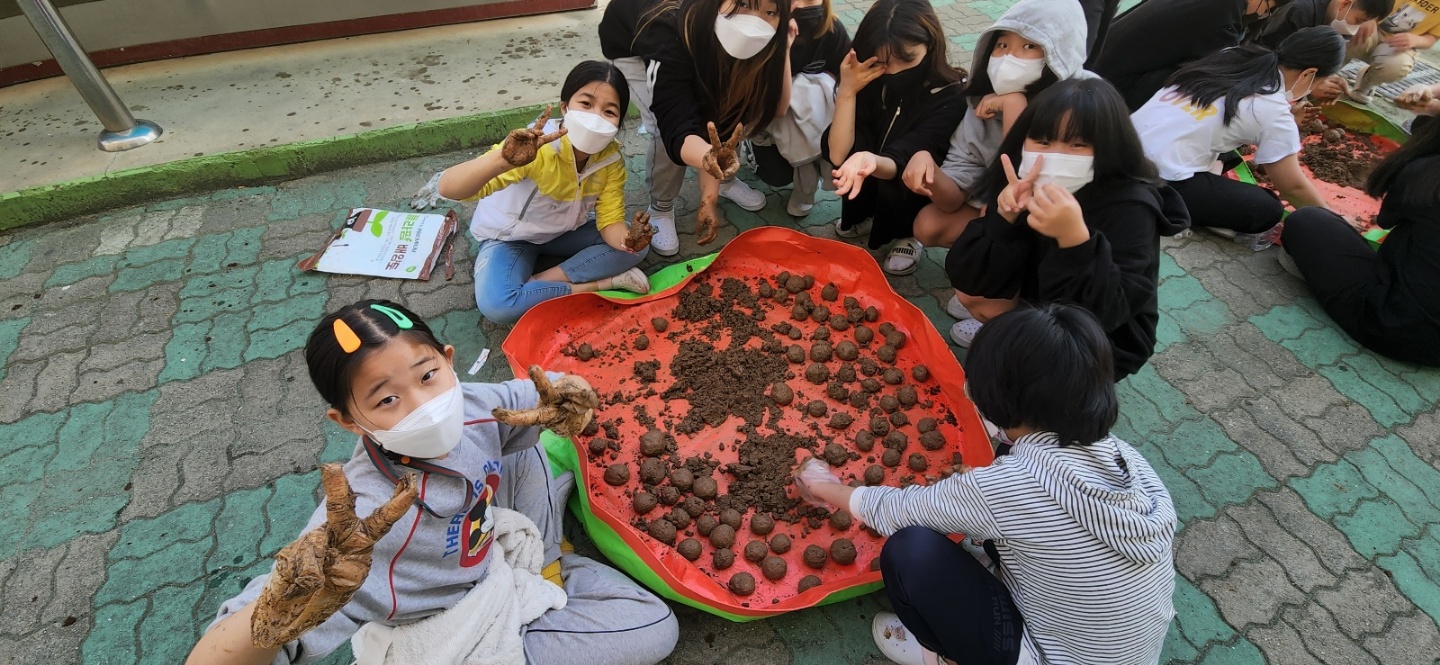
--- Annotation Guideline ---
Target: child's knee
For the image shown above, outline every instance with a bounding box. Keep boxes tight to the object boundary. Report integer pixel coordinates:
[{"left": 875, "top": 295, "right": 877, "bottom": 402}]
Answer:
[
  {"left": 880, "top": 526, "right": 953, "bottom": 574},
  {"left": 475, "top": 289, "right": 527, "bottom": 324}
]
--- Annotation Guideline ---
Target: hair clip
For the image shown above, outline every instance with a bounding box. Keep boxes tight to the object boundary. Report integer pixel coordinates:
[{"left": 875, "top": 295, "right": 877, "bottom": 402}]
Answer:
[
  {"left": 334, "top": 319, "right": 362, "bottom": 353},
  {"left": 370, "top": 304, "right": 414, "bottom": 330}
]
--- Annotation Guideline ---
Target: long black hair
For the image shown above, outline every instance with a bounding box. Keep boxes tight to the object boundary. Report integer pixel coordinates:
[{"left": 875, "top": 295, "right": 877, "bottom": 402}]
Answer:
[
  {"left": 305, "top": 300, "right": 446, "bottom": 414},
  {"left": 851, "top": 0, "right": 964, "bottom": 88},
  {"left": 1166, "top": 26, "right": 1345, "bottom": 125},
  {"left": 561, "top": 60, "right": 631, "bottom": 129},
  {"left": 671, "top": 0, "right": 791, "bottom": 138},
  {"left": 975, "top": 77, "right": 1158, "bottom": 203},
  {"left": 1367, "top": 114, "right": 1440, "bottom": 204}
]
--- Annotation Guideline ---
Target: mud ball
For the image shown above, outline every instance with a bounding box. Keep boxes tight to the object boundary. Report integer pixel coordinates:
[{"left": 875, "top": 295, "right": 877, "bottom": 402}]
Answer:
[
  {"left": 824, "top": 443, "right": 849, "bottom": 466},
  {"left": 920, "top": 430, "right": 947, "bottom": 451},
  {"left": 683, "top": 496, "right": 707, "bottom": 519},
  {"left": 882, "top": 368, "right": 905, "bottom": 386},
  {"left": 884, "top": 329, "right": 907, "bottom": 350},
  {"left": 640, "top": 430, "right": 667, "bottom": 457},
  {"left": 898, "top": 385, "right": 919, "bottom": 407},
  {"left": 854, "top": 325, "right": 874, "bottom": 346},
  {"left": 837, "top": 364, "right": 858, "bottom": 383},
  {"left": 678, "top": 538, "right": 703, "bottom": 561},
  {"left": 777, "top": 271, "right": 791, "bottom": 286},
  {"left": 791, "top": 304, "right": 810, "bottom": 321},
  {"left": 834, "top": 341, "right": 859, "bottom": 362},
  {"left": 830, "top": 510, "right": 853, "bottom": 530},
  {"left": 827, "top": 382, "right": 850, "bottom": 401},
  {"left": 670, "top": 468, "right": 695, "bottom": 492},
  {"left": 803, "top": 545, "right": 829, "bottom": 569},
  {"left": 889, "top": 411, "right": 909, "bottom": 427},
  {"left": 785, "top": 276, "right": 806, "bottom": 293},
  {"left": 912, "top": 365, "right": 930, "bottom": 382},
  {"left": 847, "top": 308, "right": 865, "bottom": 324},
  {"left": 758, "top": 555, "right": 788, "bottom": 582},
  {"left": 811, "top": 326, "right": 831, "bottom": 341},
  {"left": 720, "top": 508, "right": 744, "bottom": 530},
  {"left": 635, "top": 334, "right": 650, "bottom": 351},
  {"left": 657, "top": 486, "right": 681, "bottom": 505},
  {"left": 870, "top": 415, "right": 891, "bottom": 436},
  {"left": 798, "top": 575, "right": 823, "bottom": 593},
  {"left": 821, "top": 283, "right": 839, "bottom": 302},
  {"left": 770, "top": 533, "right": 793, "bottom": 554},
  {"left": 884, "top": 431, "right": 908, "bottom": 451},
  {"left": 830, "top": 539, "right": 857, "bottom": 565},
  {"left": 882, "top": 449, "right": 902, "bottom": 467},
  {"left": 750, "top": 513, "right": 776, "bottom": 536},
  {"left": 859, "top": 358, "right": 879, "bottom": 376},
  {"left": 879, "top": 395, "right": 900, "bottom": 413},
  {"left": 729, "top": 572, "right": 757, "bottom": 596},
  {"left": 632, "top": 491, "right": 658, "bottom": 514},
  {"left": 696, "top": 513, "right": 719, "bottom": 536},
  {"left": 786, "top": 345, "right": 807, "bottom": 364},
  {"left": 877, "top": 345, "right": 898, "bottom": 364},
  {"left": 758, "top": 281, "right": 774, "bottom": 298},
  {"left": 788, "top": 328, "right": 804, "bottom": 340},
  {"left": 576, "top": 344, "right": 597, "bottom": 361},
  {"left": 693, "top": 476, "right": 719, "bottom": 499},
  {"left": 710, "top": 523, "right": 737, "bottom": 549},
  {"left": 806, "top": 400, "right": 829, "bottom": 418},
  {"left": 843, "top": 296, "right": 859, "bottom": 309},
  {"left": 604, "top": 463, "right": 630, "bottom": 486},
  {"left": 667, "top": 507, "right": 692, "bottom": 530},
  {"left": 796, "top": 292, "right": 814, "bottom": 307},
  {"left": 864, "top": 465, "right": 886, "bottom": 485},
  {"left": 810, "top": 341, "right": 834, "bottom": 363},
  {"left": 652, "top": 317, "right": 669, "bottom": 332},
  {"left": 854, "top": 430, "right": 876, "bottom": 452},
  {"left": 862, "top": 378, "right": 882, "bottom": 393},
  {"left": 640, "top": 458, "right": 667, "bottom": 485},
  {"left": 588, "top": 438, "right": 610, "bottom": 456},
  {"left": 771, "top": 382, "right": 795, "bottom": 406},
  {"left": 878, "top": 322, "right": 895, "bottom": 335},
  {"left": 811, "top": 305, "right": 832, "bottom": 325},
  {"left": 744, "top": 540, "right": 770, "bottom": 563},
  {"left": 908, "top": 453, "right": 929, "bottom": 472},
  {"left": 648, "top": 519, "right": 677, "bottom": 544},
  {"left": 713, "top": 547, "right": 736, "bottom": 570},
  {"left": 802, "top": 275, "right": 815, "bottom": 289},
  {"left": 828, "top": 413, "right": 854, "bottom": 430},
  {"left": 848, "top": 391, "right": 870, "bottom": 409},
  {"left": 829, "top": 314, "right": 850, "bottom": 331},
  {"left": 806, "top": 363, "right": 830, "bottom": 384},
  {"left": 865, "top": 306, "right": 880, "bottom": 322},
  {"left": 917, "top": 417, "right": 938, "bottom": 434}
]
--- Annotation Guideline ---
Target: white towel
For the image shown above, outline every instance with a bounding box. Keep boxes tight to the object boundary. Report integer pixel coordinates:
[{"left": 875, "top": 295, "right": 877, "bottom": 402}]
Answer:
[{"left": 759, "top": 72, "right": 837, "bottom": 166}]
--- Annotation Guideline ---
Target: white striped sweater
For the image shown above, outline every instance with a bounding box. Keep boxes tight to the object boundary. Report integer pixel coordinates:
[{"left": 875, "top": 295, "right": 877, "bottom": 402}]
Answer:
[{"left": 854, "top": 432, "right": 1177, "bottom": 665}]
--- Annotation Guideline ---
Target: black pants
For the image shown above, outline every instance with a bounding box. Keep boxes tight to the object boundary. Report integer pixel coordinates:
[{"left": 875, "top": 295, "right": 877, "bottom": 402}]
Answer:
[
  {"left": 843, "top": 178, "right": 930, "bottom": 249},
  {"left": 880, "top": 527, "right": 1024, "bottom": 665},
  {"left": 753, "top": 144, "right": 794, "bottom": 187},
  {"left": 1168, "top": 172, "right": 1284, "bottom": 235},
  {"left": 1080, "top": 0, "right": 1121, "bottom": 64}
]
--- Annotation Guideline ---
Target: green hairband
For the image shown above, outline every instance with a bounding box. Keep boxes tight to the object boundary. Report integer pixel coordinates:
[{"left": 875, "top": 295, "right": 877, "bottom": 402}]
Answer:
[{"left": 370, "top": 304, "right": 414, "bottom": 330}]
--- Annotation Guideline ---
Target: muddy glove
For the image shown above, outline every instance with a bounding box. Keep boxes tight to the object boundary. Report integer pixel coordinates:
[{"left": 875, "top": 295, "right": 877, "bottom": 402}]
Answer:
[
  {"left": 624, "top": 210, "right": 655, "bottom": 253},
  {"left": 491, "top": 366, "right": 599, "bottom": 437},
  {"left": 410, "top": 172, "right": 457, "bottom": 211},
  {"left": 250, "top": 465, "right": 417, "bottom": 649},
  {"left": 793, "top": 457, "right": 842, "bottom": 508}
]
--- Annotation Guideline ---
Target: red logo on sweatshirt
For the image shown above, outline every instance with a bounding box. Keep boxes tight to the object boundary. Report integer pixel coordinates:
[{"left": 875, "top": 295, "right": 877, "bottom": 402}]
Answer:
[{"left": 459, "top": 472, "right": 502, "bottom": 567}]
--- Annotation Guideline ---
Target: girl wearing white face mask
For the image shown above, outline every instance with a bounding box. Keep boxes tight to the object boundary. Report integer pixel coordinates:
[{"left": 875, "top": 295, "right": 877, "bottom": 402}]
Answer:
[
  {"left": 432, "top": 62, "right": 654, "bottom": 325},
  {"left": 189, "top": 300, "right": 680, "bottom": 665},
  {"left": 1131, "top": 27, "right": 1345, "bottom": 239},
  {"left": 1244, "top": 0, "right": 1393, "bottom": 102},
  {"left": 945, "top": 78, "right": 1191, "bottom": 379}
]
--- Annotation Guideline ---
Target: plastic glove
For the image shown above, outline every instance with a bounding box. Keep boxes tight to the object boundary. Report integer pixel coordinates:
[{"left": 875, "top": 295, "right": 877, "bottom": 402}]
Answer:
[
  {"left": 793, "top": 457, "right": 842, "bottom": 508},
  {"left": 410, "top": 172, "right": 456, "bottom": 210}
]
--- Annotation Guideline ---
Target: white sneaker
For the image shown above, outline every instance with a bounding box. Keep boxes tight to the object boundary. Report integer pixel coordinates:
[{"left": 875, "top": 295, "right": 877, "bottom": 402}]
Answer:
[
  {"left": 1277, "top": 248, "right": 1304, "bottom": 280},
  {"left": 944, "top": 294, "right": 973, "bottom": 321},
  {"left": 872, "top": 612, "right": 935, "bottom": 665},
  {"left": 648, "top": 210, "right": 679, "bottom": 257},
  {"left": 606, "top": 267, "right": 651, "bottom": 294},
  {"left": 1348, "top": 65, "right": 1374, "bottom": 104},
  {"left": 884, "top": 238, "right": 924, "bottom": 276},
  {"left": 950, "top": 319, "right": 983, "bottom": 348},
  {"left": 1201, "top": 226, "right": 1238, "bottom": 240},
  {"left": 787, "top": 187, "right": 815, "bottom": 217},
  {"left": 719, "top": 178, "right": 766, "bottom": 212},
  {"left": 836, "top": 217, "right": 872, "bottom": 238}
]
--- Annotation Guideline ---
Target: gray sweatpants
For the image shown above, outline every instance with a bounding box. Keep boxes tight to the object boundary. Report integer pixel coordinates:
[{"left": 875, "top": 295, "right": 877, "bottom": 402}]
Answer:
[{"left": 612, "top": 56, "right": 687, "bottom": 214}]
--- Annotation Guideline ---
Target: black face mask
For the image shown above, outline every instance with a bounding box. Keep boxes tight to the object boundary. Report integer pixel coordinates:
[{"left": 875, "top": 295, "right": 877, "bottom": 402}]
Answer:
[
  {"left": 880, "top": 61, "right": 929, "bottom": 93},
  {"left": 793, "top": 6, "right": 826, "bottom": 37}
]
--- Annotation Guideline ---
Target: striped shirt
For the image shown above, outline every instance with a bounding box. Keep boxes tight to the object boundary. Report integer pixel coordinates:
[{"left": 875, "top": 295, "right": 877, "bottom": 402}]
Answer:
[{"left": 854, "top": 432, "right": 1177, "bottom": 665}]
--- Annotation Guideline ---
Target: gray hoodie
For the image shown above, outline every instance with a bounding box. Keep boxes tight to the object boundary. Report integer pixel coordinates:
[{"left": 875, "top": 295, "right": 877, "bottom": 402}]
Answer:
[
  {"left": 939, "top": 0, "right": 1096, "bottom": 195},
  {"left": 855, "top": 432, "right": 1177, "bottom": 664}
]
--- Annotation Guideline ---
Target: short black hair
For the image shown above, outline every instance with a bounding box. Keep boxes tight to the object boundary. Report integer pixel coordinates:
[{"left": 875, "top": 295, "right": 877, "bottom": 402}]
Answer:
[
  {"left": 305, "top": 299, "right": 446, "bottom": 415},
  {"left": 964, "top": 303, "right": 1118, "bottom": 446},
  {"left": 1353, "top": 0, "right": 1392, "bottom": 20},
  {"left": 561, "top": 60, "right": 631, "bottom": 129}
]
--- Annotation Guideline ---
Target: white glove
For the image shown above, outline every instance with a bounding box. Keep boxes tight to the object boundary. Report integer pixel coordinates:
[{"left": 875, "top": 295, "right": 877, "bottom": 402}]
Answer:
[
  {"left": 793, "top": 457, "right": 842, "bottom": 508},
  {"left": 410, "top": 172, "right": 456, "bottom": 210}
]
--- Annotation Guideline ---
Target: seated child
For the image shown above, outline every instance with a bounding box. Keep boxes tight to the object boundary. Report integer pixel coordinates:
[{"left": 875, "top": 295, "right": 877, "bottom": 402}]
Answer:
[
  {"left": 1248, "top": 0, "right": 1394, "bottom": 101},
  {"left": 1347, "top": 0, "right": 1440, "bottom": 103}
]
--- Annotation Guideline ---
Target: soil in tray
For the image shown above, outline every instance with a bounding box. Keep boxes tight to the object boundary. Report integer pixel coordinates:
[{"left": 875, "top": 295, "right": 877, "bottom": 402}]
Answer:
[
  {"left": 1242, "top": 118, "right": 1393, "bottom": 232},
  {"left": 570, "top": 270, "right": 973, "bottom": 606}
]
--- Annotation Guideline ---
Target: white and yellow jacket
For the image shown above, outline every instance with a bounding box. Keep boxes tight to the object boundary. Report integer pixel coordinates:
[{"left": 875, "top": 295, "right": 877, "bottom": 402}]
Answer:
[{"left": 464, "top": 119, "right": 627, "bottom": 244}]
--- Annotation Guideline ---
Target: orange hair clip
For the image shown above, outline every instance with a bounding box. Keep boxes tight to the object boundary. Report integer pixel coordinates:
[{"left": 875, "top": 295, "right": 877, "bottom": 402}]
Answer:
[{"left": 334, "top": 319, "right": 362, "bottom": 353}]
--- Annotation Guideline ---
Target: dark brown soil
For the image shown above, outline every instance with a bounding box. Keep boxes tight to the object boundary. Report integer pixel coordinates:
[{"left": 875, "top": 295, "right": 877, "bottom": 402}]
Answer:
[
  {"left": 724, "top": 430, "right": 812, "bottom": 515},
  {"left": 678, "top": 538, "right": 703, "bottom": 561},
  {"left": 665, "top": 337, "right": 788, "bottom": 434},
  {"left": 803, "top": 544, "right": 828, "bottom": 569},
  {"left": 634, "top": 360, "right": 660, "bottom": 384},
  {"left": 762, "top": 556, "right": 788, "bottom": 581},
  {"left": 729, "top": 572, "right": 756, "bottom": 595},
  {"left": 750, "top": 513, "right": 775, "bottom": 535},
  {"left": 831, "top": 539, "right": 857, "bottom": 565},
  {"left": 1299, "top": 119, "right": 1384, "bottom": 190},
  {"left": 604, "top": 464, "right": 630, "bottom": 486},
  {"left": 798, "top": 575, "right": 822, "bottom": 592},
  {"left": 770, "top": 533, "right": 792, "bottom": 554}
]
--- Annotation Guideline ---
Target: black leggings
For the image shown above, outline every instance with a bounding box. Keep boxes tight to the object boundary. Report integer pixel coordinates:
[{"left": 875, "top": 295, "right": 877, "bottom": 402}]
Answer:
[
  {"left": 1167, "top": 172, "right": 1284, "bottom": 235},
  {"left": 880, "top": 526, "right": 1024, "bottom": 665}
]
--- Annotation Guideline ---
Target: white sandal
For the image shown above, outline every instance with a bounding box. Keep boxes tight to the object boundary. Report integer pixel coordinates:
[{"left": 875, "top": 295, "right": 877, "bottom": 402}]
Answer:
[{"left": 884, "top": 238, "right": 924, "bottom": 276}]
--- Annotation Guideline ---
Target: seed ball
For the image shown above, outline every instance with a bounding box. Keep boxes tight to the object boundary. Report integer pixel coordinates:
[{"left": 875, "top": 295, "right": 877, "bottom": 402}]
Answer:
[
  {"left": 720, "top": 508, "right": 743, "bottom": 530},
  {"left": 750, "top": 513, "right": 775, "bottom": 536},
  {"left": 576, "top": 343, "right": 595, "bottom": 361},
  {"left": 693, "top": 476, "right": 719, "bottom": 499},
  {"left": 848, "top": 308, "right": 865, "bottom": 324},
  {"left": 828, "top": 413, "right": 854, "bottom": 429},
  {"left": 810, "top": 341, "right": 833, "bottom": 363},
  {"left": 878, "top": 345, "right": 898, "bottom": 364},
  {"left": 683, "top": 496, "right": 706, "bottom": 518},
  {"left": 669, "top": 468, "right": 694, "bottom": 492},
  {"left": 696, "top": 514, "right": 719, "bottom": 536},
  {"left": 759, "top": 281, "right": 774, "bottom": 298},
  {"left": 843, "top": 296, "right": 859, "bottom": 309},
  {"left": 802, "top": 275, "right": 815, "bottom": 289},
  {"left": 830, "top": 510, "right": 853, "bottom": 530},
  {"left": 729, "top": 572, "right": 756, "bottom": 595},
  {"left": 812, "top": 326, "right": 831, "bottom": 341},
  {"left": 862, "top": 378, "right": 882, "bottom": 393},
  {"left": 912, "top": 365, "right": 930, "bottom": 382},
  {"left": 878, "top": 322, "right": 895, "bottom": 335},
  {"left": 859, "top": 358, "right": 879, "bottom": 376},
  {"left": 882, "top": 449, "right": 902, "bottom": 467},
  {"left": 791, "top": 304, "right": 810, "bottom": 321},
  {"left": 788, "top": 327, "right": 804, "bottom": 340},
  {"left": 713, "top": 548, "right": 736, "bottom": 570},
  {"left": 834, "top": 341, "right": 860, "bottom": 362},
  {"left": 917, "top": 417, "right": 938, "bottom": 433},
  {"left": 806, "top": 400, "right": 828, "bottom": 418},
  {"left": 865, "top": 306, "right": 879, "bottom": 322},
  {"left": 640, "top": 430, "right": 667, "bottom": 457},
  {"left": 589, "top": 438, "right": 610, "bottom": 455},
  {"left": 635, "top": 334, "right": 650, "bottom": 351},
  {"left": 827, "top": 382, "right": 850, "bottom": 401},
  {"left": 668, "top": 507, "right": 692, "bottom": 529},
  {"left": 786, "top": 345, "right": 806, "bottom": 364},
  {"left": 880, "top": 395, "right": 900, "bottom": 413},
  {"left": 678, "top": 538, "right": 703, "bottom": 561},
  {"left": 821, "top": 284, "right": 839, "bottom": 301},
  {"left": 652, "top": 317, "right": 669, "bottom": 332},
  {"left": 806, "top": 363, "right": 830, "bottom": 384},
  {"left": 648, "top": 519, "right": 677, "bottom": 544},
  {"left": 657, "top": 486, "right": 681, "bottom": 505},
  {"left": 824, "top": 443, "right": 849, "bottom": 466},
  {"left": 771, "top": 382, "right": 795, "bottom": 406},
  {"left": 781, "top": 275, "right": 804, "bottom": 293},
  {"left": 837, "top": 364, "right": 857, "bottom": 383},
  {"left": 710, "top": 523, "right": 737, "bottom": 549},
  {"left": 885, "top": 329, "right": 907, "bottom": 350},
  {"left": 854, "top": 430, "right": 876, "bottom": 452},
  {"left": 633, "top": 491, "right": 658, "bottom": 514},
  {"left": 908, "top": 453, "right": 929, "bottom": 472},
  {"left": 798, "top": 575, "right": 823, "bottom": 592},
  {"left": 777, "top": 271, "right": 791, "bottom": 286},
  {"left": 744, "top": 540, "right": 769, "bottom": 563},
  {"left": 848, "top": 391, "right": 869, "bottom": 409},
  {"left": 770, "top": 533, "right": 793, "bottom": 554},
  {"left": 828, "top": 314, "right": 849, "bottom": 331},
  {"left": 870, "top": 415, "right": 891, "bottom": 436},
  {"left": 796, "top": 292, "right": 814, "bottom": 307},
  {"left": 885, "top": 430, "right": 908, "bottom": 450},
  {"left": 830, "top": 538, "right": 857, "bottom": 565},
  {"left": 803, "top": 545, "right": 828, "bottom": 569},
  {"left": 889, "top": 411, "right": 909, "bottom": 427},
  {"left": 920, "top": 430, "right": 947, "bottom": 451},
  {"left": 898, "top": 385, "right": 919, "bottom": 406},
  {"left": 883, "top": 368, "right": 904, "bottom": 385},
  {"left": 811, "top": 305, "right": 831, "bottom": 325},
  {"left": 640, "top": 458, "right": 667, "bottom": 485},
  {"left": 762, "top": 556, "right": 788, "bottom": 581},
  {"left": 854, "top": 325, "right": 874, "bottom": 346},
  {"left": 604, "top": 463, "right": 630, "bottom": 486},
  {"left": 864, "top": 465, "right": 885, "bottom": 485}
]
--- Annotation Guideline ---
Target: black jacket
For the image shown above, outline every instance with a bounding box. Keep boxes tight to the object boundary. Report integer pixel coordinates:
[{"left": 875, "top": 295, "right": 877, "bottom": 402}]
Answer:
[
  {"left": 1370, "top": 157, "right": 1440, "bottom": 342},
  {"left": 1091, "top": 0, "right": 1250, "bottom": 110},
  {"left": 600, "top": 0, "right": 709, "bottom": 164},
  {"left": 822, "top": 76, "right": 966, "bottom": 177},
  {"left": 791, "top": 21, "right": 851, "bottom": 78},
  {"left": 1248, "top": 0, "right": 1328, "bottom": 49},
  {"left": 946, "top": 179, "right": 1191, "bottom": 379}
]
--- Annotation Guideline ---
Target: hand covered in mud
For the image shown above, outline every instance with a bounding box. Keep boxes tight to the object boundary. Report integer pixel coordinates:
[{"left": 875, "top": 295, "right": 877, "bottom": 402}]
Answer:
[
  {"left": 1395, "top": 83, "right": 1439, "bottom": 114},
  {"left": 792, "top": 457, "right": 842, "bottom": 508},
  {"left": 250, "top": 465, "right": 417, "bottom": 649},
  {"left": 501, "top": 106, "right": 567, "bottom": 169},
  {"left": 492, "top": 366, "right": 599, "bottom": 437},
  {"left": 701, "top": 122, "right": 744, "bottom": 181},
  {"left": 696, "top": 194, "right": 723, "bottom": 246},
  {"left": 1290, "top": 101, "right": 1321, "bottom": 125},
  {"left": 624, "top": 209, "right": 654, "bottom": 253},
  {"left": 1309, "top": 76, "right": 1347, "bottom": 105}
]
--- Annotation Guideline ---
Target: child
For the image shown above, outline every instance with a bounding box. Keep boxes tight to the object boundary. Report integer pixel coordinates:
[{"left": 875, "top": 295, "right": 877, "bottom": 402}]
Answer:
[
  {"left": 909, "top": 0, "right": 1094, "bottom": 255},
  {"left": 186, "top": 300, "right": 679, "bottom": 665},
  {"left": 793, "top": 303, "right": 1178, "bottom": 665},
  {"left": 433, "top": 61, "right": 653, "bottom": 324},
  {"left": 749, "top": 0, "right": 851, "bottom": 217},
  {"left": 1249, "top": 0, "right": 1394, "bottom": 102},
  {"left": 1131, "top": 27, "right": 1345, "bottom": 238},
  {"left": 1347, "top": 0, "right": 1440, "bottom": 103},
  {"left": 599, "top": 0, "right": 793, "bottom": 255},
  {"left": 823, "top": 0, "right": 966, "bottom": 275},
  {"left": 1280, "top": 119, "right": 1440, "bottom": 366},
  {"left": 945, "top": 78, "right": 1189, "bottom": 377}
]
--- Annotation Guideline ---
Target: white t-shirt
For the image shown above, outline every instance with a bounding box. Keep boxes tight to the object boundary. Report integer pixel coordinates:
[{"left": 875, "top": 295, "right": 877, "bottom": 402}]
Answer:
[{"left": 1131, "top": 85, "right": 1302, "bottom": 181}]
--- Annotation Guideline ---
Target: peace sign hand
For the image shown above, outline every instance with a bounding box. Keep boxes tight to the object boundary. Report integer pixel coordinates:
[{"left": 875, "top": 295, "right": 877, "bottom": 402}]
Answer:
[
  {"left": 838, "top": 50, "right": 883, "bottom": 98},
  {"left": 997, "top": 153, "right": 1041, "bottom": 223},
  {"left": 702, "top": 122, "right": 744, "bottom": 181},
  {"left": 250, "top": 465, "right": 418, "bottom": 649},
  {"left": 501, "top": 105, "right": 568, "bottom": 168},
  {"left": 1025, "top": 183, "right": 1089, "bottom": 248}
]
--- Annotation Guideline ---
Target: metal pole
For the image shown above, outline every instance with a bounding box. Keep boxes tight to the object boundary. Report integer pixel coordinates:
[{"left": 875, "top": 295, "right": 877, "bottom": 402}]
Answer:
[{"left": 16, "top": 0, "right": 162, "bottom": 152}]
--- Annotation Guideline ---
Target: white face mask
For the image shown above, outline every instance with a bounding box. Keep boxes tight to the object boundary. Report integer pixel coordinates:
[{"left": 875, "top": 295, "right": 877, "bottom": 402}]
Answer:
[
  {"left": 563, "top": 109, "right": 618, "bottom": 154},
  {"left": 1018, "top": 149, "right": 1095, "bottom": 194},
  {"left": 362, "top": 375, "right": 466, "bottom": 458},
  {"left": 986, "top": 54, "right": 1046, "bottom": 95},
  {"left": 1330, "top": 18, "right": 1361, "bottom": 35},
  {"left": 1284, "top": 72, "right": 1314, "bottom": 103},
  {"left": 714, "top": 12, "right": 777, "bottom": 60}
]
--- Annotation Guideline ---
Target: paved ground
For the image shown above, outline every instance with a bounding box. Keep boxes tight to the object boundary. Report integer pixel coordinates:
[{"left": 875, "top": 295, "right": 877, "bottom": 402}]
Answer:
[{"left": 2, "top": 2, "right": 1440, "bottom": 665}]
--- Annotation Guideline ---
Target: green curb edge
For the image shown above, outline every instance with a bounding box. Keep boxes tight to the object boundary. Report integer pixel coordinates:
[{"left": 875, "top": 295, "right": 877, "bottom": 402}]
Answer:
[{"left": 0, "top": 104, "right": 549, "bottom": 232}]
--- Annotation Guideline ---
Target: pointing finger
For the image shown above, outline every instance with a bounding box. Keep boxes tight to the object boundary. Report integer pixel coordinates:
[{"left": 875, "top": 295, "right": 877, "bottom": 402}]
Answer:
[
  {"left": 360, "top": 473, "right": 418, "bottom": 539},
  {"left": 529, "top": 365, "right": 557, "bottom": 405},
  {"left": 1001, "top": 154, "right": 1020, "bottom": 185},
  {"left": 321, "top": 464, "right": 361, "bottom": 544},
  {"left": 533, "top": 105, "right": 553, "bottom": 132},
  {"left": 727, "top": 123, "right": 745, "bottom": 149},
  {"left": 707, "top": 122, "right": 723, "bottom": 149},
  {"left": 1023, "top": 153, "right": 1044, "bottom": 184},
  {"left": 537, "top": 128, "right": 568, "bottom": 145}
]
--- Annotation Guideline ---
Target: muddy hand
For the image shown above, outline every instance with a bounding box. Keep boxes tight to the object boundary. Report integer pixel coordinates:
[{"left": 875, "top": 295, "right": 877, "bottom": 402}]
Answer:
[
  {"left": 501, "top": 105, "right": 568, "bottom": 168},
  {"left": 250, "top": 465, "right": 416, "bottom": 649},
  {"left": 624, "top": 209, "right": 654, "bottom": 253},
  {"left": 696, "top": 194, "right": 722, "bottom": 246},
  {"left": 701, "top": 122, "right": 744, "bottom": 181},
  {"left": 492, "top": 365, "right": 599, "bottom": 437}
]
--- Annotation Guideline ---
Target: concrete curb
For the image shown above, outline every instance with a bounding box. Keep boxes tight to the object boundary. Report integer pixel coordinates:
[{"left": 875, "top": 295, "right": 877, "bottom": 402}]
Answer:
[{"left": 0, "top": 104, "right": 547, "bottom": 232}]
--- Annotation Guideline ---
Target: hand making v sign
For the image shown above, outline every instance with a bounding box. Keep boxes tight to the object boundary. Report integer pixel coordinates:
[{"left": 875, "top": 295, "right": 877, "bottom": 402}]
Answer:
[
  {"left": 1026, "top": 183, "right": 1090, "bottom": 248},
  {"left": 996, "top": 153, "right": 1041, "bottom": 222}
]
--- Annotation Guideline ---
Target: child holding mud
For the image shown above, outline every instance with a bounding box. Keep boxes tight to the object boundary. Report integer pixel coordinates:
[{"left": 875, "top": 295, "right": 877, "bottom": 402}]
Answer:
[
  {"left": 1346, "top": 0, "right": 1440, "bottom": 104},
  {"left": 599, "top": 0, "right": 794, "bottom": 255},
  {"left": 794, "top": 303, "right": 1178, "bottom": 665},
  {"left": 944, "top": 78, "right": 1189, "bottom": 373},
  {"left": 907, "top": 0, "right": 1095, "bottom": 261},
  {"left": 1248, "top": 0, "right": 1395, "bottom": 102},
  {"left": 823, "top": 0, "right": 966, "bottom": 275},
  {"left": 185, "top": 300, "right": 678, "bottom": 665},
  {"left": 427, "top": 61, "right": 654, "bottom": 324}
]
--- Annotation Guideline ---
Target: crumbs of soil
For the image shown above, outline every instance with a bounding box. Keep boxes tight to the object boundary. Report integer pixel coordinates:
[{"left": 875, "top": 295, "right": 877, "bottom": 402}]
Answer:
[{"left": 1299, "top": 118, "right": 1385, "bottom": 190}]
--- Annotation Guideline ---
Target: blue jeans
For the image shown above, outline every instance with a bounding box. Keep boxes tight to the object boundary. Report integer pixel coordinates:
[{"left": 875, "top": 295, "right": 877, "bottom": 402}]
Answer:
[{"left": 473, "top": 222, "right": 647, "bottom": 323}]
